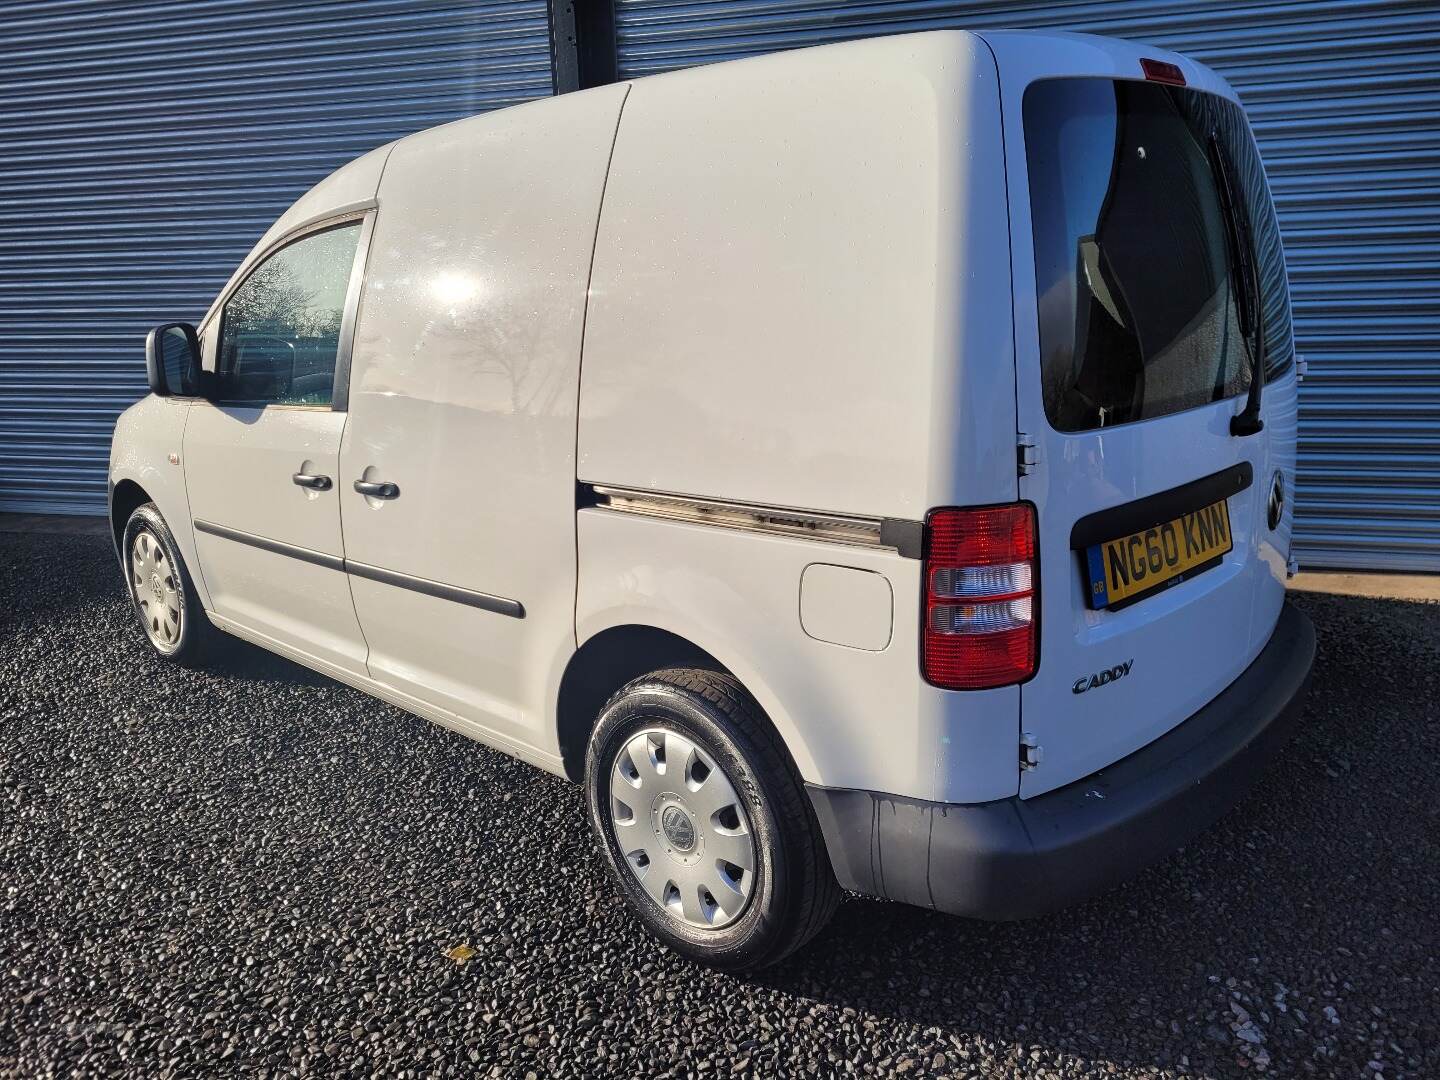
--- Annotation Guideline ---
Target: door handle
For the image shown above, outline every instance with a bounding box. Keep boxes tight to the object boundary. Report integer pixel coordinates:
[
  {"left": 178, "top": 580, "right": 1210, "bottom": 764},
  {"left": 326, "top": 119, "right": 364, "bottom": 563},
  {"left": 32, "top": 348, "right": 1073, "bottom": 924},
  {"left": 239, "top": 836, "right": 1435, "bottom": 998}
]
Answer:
[
  {"left": 353, "top": 479, "right": 400, "bottom": 499},
  {"left": 292, "top": 472, "right": 332, "bottom": 491}
]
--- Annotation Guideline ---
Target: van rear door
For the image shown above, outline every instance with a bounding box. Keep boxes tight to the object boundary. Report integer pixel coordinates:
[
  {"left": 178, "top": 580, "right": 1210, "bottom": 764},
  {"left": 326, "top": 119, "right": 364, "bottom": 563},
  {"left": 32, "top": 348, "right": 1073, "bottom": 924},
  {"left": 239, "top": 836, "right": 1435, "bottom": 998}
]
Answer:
[{"left": 983, "top": 34, "right": 1295, "bottom": 797}]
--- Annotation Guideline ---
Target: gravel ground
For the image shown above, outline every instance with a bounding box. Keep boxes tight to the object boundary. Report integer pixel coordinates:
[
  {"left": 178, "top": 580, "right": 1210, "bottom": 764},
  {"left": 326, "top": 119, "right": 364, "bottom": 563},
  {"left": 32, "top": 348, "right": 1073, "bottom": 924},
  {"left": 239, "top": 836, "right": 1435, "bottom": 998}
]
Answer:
[{"left": 1, "top": 530, "right": 1437, "bottom": 1079}]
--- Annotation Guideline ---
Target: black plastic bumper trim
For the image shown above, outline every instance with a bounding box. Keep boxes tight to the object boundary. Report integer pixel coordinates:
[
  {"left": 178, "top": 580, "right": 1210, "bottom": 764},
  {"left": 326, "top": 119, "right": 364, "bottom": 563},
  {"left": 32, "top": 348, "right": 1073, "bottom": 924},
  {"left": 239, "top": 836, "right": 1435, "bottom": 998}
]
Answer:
[{"left": 807, "top": 601, "right": 1315, "bottom": 920}]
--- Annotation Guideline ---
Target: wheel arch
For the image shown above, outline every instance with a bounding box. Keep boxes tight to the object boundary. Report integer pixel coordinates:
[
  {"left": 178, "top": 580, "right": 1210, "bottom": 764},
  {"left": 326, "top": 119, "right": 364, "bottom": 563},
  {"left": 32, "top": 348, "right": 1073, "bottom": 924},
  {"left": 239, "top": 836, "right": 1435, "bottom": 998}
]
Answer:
[
  {"left": 555, "top": 624, "right": 731, "bottom": 783},
  {"left": 556, "top": 616, "right": 825, "bottom": 789},
  {"left": 107, "top": 460, "right": 213, "bottom": 612},
  {"left": 109, "top": 478, "right": 152, "bottom": 559}
]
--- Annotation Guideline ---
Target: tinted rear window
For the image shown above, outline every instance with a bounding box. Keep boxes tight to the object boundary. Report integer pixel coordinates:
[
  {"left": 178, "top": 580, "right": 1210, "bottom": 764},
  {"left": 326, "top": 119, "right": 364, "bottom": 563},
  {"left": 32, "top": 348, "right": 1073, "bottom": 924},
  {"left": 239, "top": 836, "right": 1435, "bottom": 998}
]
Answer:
[{"left": 1024, "top": 78, "right": 1292, "bottom": 433}]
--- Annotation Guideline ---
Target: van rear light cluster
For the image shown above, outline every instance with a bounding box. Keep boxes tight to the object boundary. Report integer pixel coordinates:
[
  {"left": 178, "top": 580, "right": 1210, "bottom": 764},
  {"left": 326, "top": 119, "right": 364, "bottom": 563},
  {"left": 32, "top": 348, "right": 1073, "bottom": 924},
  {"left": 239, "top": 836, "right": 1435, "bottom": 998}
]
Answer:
[{"left": 922, "top": 504, "right": 1038, "bottom": 690}]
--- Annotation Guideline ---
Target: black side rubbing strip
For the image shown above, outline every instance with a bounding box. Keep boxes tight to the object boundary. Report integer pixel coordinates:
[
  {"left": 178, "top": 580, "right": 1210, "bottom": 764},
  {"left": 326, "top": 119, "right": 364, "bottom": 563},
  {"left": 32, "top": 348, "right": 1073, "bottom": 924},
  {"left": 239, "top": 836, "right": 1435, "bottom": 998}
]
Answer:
[
  {"left": 1070, "top": 463, "right": 1254, "bottom": 550},
  {"left": 193, "top": 520, "right": 524, "bottom": 618},
  {"left": 193, "top": 519, "right": 344, "bottom": 571},
  {"left": 346, "top": 561, "right": 525, "bottom": 619}
]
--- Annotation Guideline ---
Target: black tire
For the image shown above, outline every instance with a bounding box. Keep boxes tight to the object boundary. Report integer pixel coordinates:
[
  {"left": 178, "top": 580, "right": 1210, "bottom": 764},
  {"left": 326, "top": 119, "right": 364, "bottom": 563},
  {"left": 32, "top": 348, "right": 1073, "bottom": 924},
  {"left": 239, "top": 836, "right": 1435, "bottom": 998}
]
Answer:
[
  {"left": 585, "top": 667, "right": 841, "bottom": 971},
  {"left": 121, "top": 502, "right": 220, "bottom": 666}
]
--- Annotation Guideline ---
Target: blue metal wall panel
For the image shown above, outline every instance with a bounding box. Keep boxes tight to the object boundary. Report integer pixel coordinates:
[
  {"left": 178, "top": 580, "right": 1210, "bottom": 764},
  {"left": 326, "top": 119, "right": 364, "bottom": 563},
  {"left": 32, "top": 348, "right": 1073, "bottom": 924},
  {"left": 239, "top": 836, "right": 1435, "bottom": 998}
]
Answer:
[
  {"left": 0, "top": 0, "right": 552, "bottom": 515},
  {"left": 614, "top": 0, "right": 1440, "bottom": 572}
]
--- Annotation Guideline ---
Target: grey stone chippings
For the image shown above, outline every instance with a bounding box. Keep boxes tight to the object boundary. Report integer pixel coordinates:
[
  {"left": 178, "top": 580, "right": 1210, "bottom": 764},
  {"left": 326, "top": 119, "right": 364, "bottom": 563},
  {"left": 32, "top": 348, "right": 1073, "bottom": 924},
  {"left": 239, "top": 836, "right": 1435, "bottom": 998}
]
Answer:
[{"left": 1, "top": 532, "right": 1437, "bottom": 1078}]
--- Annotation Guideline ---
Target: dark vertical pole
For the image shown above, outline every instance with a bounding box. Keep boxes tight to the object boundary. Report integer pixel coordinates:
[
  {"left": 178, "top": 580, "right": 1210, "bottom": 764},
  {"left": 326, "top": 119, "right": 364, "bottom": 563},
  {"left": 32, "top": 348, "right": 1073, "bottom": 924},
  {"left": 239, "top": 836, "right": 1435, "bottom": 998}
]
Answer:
[
  {"left": 548, "top": 0, "right": 581, "bottom": 94},
  {"left": 548, "top": 0, "right": 618, "bottom": 93}
]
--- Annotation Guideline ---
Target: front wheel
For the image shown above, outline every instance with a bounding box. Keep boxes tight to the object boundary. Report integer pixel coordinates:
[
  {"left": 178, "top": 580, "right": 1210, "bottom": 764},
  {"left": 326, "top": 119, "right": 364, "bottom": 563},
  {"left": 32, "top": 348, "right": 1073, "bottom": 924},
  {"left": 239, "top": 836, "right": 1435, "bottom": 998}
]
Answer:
[
  {"left": 122, "top": 503, "right": 218, "bottom": 665},
  {"left": 585, "top": 668, "right": 840, "bottom": 970}
]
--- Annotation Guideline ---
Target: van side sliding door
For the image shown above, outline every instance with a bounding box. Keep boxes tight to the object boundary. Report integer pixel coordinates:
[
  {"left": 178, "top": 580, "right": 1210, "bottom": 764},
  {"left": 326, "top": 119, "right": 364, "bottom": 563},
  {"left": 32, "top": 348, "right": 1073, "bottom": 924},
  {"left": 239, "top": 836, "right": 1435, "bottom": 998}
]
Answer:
[{"left": 337, "top": 84, "right": 630, "bottom": 755}]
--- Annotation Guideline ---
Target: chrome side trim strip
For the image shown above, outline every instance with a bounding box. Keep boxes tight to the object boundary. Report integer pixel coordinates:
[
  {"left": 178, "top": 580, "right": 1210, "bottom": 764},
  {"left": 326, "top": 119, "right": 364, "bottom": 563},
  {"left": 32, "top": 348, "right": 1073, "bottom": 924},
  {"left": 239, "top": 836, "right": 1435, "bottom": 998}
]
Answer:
[
  {"left": 586, "top": 485, "right": 924, "bottom": 559},
  {"left": 193, "top": 519, "right": 344, "bottom": 571},
  {"left": 346, "top": 560, "right": 525, "bottom": 619},
  {"left": 193, "top": 520, "right": 524, "bottom": 617}
]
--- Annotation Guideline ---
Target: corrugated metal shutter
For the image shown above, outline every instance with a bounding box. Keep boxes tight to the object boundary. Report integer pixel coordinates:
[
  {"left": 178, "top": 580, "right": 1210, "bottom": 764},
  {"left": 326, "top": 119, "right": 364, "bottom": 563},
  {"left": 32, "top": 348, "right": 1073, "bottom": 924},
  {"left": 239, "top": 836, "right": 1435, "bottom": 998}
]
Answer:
[
  {"left": 0, "top": 0, "right": 552, "bottom": 516},
  {"left": 614, "top": 0, "right": 1440, "bottom": 572}
]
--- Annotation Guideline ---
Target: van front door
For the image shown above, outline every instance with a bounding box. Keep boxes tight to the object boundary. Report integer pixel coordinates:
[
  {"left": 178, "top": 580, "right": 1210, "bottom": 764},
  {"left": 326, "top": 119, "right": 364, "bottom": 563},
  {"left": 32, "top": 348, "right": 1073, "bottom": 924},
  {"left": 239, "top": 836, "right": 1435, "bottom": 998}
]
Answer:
[{"left": 184, "top": 217, "right": 371, "bottom": 675}]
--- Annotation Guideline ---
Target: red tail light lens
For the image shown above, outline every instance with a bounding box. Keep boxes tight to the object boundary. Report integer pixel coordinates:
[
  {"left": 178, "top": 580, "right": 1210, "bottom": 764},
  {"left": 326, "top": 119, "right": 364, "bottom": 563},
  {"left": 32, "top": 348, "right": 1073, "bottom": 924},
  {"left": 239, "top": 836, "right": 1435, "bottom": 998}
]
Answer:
[{"left": 922, "top": 504, "right": 1038, "bottom": 690}]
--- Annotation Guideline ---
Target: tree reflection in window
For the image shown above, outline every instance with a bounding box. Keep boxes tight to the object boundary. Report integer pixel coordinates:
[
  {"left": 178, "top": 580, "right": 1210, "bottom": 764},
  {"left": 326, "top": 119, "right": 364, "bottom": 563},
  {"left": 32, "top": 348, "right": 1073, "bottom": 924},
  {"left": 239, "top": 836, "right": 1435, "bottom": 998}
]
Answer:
[{"left": 216, "top": 222, "right": 360, "bottom": 405}]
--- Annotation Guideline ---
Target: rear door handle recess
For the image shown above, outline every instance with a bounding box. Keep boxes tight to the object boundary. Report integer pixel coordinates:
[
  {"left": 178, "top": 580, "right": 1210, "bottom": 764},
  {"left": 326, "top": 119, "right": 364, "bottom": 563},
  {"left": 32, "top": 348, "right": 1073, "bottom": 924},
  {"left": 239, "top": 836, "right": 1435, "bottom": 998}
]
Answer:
[
  {"left": 292, "top": 472, "right": 332, "bottom": 491},
  {"left": 353, "top": 479, "right": 400, "bottom": 499}
]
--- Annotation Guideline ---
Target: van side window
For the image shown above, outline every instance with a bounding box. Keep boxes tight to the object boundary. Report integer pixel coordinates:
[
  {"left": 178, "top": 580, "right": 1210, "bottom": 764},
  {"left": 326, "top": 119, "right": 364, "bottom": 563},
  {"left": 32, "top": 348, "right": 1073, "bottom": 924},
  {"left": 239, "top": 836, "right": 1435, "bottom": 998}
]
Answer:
[{"left": 214, "top": 221, "right": 361, "bottom": 406}]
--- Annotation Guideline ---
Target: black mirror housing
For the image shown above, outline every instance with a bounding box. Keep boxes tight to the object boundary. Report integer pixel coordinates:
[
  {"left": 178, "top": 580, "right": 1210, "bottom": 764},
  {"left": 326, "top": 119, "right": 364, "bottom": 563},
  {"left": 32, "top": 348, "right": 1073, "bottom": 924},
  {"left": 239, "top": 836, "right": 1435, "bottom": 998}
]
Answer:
[{"left": 145, "top": 322, "right": 201, "bottom": 397}]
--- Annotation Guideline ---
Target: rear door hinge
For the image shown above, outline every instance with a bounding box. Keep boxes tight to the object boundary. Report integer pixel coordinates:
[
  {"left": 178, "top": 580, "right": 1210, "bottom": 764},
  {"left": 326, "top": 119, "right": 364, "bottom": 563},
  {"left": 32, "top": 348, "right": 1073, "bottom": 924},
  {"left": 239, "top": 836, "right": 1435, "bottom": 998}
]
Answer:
[
  {"left": 1020, "top": 732, "right": 1042, "bottom": 771},
  {"left": 1017, "top": 433, "right": 1038, "bottom": 477},
  {"left": 1295, "top": 354, "right": 1308, "bottom": 383}
]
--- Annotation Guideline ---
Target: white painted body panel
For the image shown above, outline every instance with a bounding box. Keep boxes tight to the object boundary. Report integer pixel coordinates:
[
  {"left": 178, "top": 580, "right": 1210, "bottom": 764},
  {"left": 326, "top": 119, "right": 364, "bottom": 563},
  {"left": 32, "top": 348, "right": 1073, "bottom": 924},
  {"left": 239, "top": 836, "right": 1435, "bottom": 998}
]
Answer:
[
  {"left": 340, "top": 84, "right": 628, "bottom": 755},
  {"left": 108, "top": 28, "right": 1300, "bottom": 813},
  {"left": 980, "top": 32, "right": 1296, "bottom": 796},
  {"left": 579, "top": 31, "right": 1017, "bottom": 520},
  {"left": 109, "top": 396, "right": 207, "bottom": 604},
  {"left": 183, "top": 404, "right": 367, "bottom": 674},
  {"left": 799, "top": 564, "right": 894, "bottom": 652},
  {"left": 576, "top": 509, "right": 1019, "bottom": 803},
  {"left": 1254, "top": 371, "right": 1297, "bottom": 626}
]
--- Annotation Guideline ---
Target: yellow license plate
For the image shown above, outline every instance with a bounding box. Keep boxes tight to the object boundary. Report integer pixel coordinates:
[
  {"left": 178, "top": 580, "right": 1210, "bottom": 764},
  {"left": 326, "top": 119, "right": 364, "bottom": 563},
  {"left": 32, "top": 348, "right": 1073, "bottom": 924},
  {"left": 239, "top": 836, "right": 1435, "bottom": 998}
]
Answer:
[{"left": 1085, "top": 499, "right": 1233, "bottom": 609}]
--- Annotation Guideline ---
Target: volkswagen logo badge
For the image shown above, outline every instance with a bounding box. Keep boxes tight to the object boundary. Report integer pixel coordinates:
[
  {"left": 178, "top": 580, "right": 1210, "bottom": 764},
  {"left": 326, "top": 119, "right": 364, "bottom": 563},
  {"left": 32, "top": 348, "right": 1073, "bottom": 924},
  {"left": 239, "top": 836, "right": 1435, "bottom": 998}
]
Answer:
[
  {"left": 660, "top": 806, "right": 696, "bottom": 852},
  {"left": 1267, "top": 470, "right": 1285, "bottom": 530}
]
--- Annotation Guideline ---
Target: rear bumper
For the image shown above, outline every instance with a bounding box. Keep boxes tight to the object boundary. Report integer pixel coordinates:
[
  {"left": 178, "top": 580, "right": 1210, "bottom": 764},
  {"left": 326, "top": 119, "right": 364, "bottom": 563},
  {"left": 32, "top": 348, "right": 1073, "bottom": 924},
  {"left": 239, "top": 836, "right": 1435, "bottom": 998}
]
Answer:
[{"left": 807, "top": 601, "right": 1316, "bottom": 920}]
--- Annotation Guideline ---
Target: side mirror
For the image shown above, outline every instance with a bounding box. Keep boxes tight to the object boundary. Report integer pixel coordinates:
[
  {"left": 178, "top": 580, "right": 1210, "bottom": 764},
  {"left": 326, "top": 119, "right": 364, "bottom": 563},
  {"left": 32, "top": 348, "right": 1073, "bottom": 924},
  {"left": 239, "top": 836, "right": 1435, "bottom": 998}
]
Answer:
[{"left": 145, "top": 322, "right": 201, "bottom": 397}]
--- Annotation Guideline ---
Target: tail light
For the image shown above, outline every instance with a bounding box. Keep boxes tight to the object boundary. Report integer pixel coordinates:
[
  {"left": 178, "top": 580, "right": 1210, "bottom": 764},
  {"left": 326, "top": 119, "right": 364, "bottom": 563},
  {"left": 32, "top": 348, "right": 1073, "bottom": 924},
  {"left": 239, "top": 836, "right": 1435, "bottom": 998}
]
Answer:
[{"left": 922, "top": 504, "right": 1038, "bottom": 690}]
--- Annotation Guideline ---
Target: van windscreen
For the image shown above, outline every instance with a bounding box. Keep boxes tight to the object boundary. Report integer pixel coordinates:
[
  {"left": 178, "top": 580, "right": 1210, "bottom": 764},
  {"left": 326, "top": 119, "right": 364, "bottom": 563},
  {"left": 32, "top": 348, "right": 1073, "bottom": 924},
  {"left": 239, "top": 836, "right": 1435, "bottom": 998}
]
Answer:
[{"left": 1024, "top": 78, "right": 1283, "bottom": 433}]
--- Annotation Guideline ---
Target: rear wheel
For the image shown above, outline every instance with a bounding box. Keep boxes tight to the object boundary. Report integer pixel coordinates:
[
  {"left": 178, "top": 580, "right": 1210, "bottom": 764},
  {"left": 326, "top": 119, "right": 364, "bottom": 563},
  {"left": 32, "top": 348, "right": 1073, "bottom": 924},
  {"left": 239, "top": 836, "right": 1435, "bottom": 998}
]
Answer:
[
  {"left": 122, "top": 503, "right": 218, "bottom": 665},
  {"left": 586, "top": 668, "right": 840, "bottom": 970}
]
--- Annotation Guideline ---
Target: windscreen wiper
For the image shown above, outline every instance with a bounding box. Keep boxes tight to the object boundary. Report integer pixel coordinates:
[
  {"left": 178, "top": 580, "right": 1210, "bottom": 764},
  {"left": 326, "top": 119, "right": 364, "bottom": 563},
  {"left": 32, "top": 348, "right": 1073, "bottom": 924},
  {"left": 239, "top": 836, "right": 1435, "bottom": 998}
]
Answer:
[
  {"left": 1230, "top": 177, "right": 1266, "bottom": 436},
  {"left": 1208, "top": 132, "right": 1265, "bottom": 436}
]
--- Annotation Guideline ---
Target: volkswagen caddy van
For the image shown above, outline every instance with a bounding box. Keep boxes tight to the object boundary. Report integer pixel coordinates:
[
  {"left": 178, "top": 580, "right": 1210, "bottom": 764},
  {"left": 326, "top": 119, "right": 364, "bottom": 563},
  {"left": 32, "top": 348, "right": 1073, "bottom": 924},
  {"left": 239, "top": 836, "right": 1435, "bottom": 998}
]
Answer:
[{"left": 112, "top": 30, "right": 1315, "bottom": 970}]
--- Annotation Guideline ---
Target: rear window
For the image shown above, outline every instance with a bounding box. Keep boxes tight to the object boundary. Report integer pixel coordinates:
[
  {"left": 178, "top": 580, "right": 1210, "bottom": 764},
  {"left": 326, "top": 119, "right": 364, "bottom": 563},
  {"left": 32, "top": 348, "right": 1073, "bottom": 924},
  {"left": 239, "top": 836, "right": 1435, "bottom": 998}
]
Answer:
[{"left": 1024, "top": 77, "right": 1292, "bottom": 433}]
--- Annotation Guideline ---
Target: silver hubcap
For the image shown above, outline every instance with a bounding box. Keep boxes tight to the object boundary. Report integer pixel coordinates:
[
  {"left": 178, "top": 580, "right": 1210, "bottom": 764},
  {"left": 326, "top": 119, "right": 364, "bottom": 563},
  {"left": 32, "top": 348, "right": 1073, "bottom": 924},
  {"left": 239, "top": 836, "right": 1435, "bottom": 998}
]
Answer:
[
  {"left": 609, "top": 728, "right": 757, "bottom": 929},
  {"left": 130, "top": 529, "right": 182, "bottom": 650}
]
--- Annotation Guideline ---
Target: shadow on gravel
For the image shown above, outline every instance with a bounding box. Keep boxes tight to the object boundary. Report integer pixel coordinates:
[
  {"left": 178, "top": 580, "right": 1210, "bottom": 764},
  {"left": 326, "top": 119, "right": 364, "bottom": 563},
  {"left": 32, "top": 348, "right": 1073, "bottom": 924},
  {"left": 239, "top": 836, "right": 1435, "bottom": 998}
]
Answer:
[{"left": 200, "top": 639, "right": 336, "bottom": 690}]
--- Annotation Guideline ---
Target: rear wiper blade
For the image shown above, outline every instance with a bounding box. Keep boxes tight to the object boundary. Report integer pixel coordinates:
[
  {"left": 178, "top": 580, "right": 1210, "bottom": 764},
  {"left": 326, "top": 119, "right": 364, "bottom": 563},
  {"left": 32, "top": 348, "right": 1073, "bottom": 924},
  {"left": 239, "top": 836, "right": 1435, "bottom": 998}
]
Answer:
[
  {"left": 1209, "top": 132, "right": 1265, "bottom": 437},
  {"left": 1208, "top": 134, "right": 1254, "bottom": 338}
]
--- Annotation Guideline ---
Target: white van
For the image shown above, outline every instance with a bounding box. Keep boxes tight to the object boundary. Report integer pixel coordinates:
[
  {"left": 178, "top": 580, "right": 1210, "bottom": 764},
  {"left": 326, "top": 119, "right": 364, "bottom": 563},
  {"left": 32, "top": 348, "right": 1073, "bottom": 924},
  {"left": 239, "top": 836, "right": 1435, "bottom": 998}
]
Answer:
[{"left": 112, "top": 30, "right": 1315, "bottom": 970}]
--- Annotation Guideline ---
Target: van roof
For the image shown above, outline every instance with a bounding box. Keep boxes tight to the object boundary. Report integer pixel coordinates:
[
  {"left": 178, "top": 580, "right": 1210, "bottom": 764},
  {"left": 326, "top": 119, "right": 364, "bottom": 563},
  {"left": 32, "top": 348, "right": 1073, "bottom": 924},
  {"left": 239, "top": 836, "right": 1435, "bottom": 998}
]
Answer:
[
  {"left": 974, "top": 28, "right": 1236, "bottom": 104},
  {"left": 214, "top": 27, "right": 1239, "bottom": 331},
  {"left": 382, "top": 29, "right": 1236, "bottom": 160}
]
